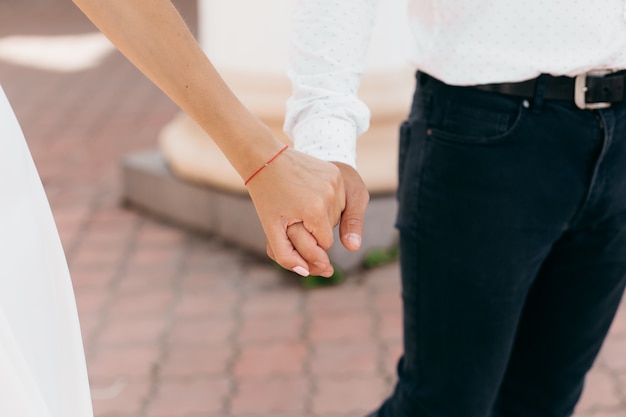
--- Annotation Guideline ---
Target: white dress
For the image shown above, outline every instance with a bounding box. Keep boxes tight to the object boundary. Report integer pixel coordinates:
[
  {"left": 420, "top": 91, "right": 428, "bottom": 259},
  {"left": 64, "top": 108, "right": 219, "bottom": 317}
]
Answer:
[{"left": 0, "top": 86, "right": 93, "bottom": 417}]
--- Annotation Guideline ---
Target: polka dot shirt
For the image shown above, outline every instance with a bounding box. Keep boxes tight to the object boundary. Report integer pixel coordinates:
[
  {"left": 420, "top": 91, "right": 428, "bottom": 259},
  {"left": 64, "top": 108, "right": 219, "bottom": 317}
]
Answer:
[{"left": 284, "top": 0, "right": 626, "bottom": 168}]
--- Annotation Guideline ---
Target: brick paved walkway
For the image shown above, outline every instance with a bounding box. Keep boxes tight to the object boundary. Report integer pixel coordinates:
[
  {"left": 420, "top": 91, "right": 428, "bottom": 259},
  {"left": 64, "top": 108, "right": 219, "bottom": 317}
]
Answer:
[{"left": 0, "top": 1, "right": 624, "bottom": 416}]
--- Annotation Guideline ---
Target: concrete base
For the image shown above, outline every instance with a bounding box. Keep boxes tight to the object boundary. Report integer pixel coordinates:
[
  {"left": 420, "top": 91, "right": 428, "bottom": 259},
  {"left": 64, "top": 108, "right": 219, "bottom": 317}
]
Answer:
[{"left": 121, "top": 149, "right": 398, "bottom": 272}]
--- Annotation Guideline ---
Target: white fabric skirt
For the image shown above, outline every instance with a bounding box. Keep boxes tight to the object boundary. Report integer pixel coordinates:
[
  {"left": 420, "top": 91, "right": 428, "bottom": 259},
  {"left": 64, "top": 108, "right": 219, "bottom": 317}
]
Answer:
[{"left": 0, "top": 86, "right": 93, "bottom": 417}]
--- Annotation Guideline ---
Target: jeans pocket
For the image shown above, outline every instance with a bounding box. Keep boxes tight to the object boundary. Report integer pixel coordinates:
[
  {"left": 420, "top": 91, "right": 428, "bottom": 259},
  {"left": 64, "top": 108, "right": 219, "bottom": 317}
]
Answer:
[{"left": 426, "top": 89, "right": 527, "bottom": 145}]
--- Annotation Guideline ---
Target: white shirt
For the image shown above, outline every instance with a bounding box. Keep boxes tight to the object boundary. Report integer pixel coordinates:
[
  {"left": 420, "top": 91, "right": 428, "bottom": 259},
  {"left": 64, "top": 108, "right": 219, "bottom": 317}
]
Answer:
[{"left": 284, "top": 0, "right": 626, "bottom": 168}]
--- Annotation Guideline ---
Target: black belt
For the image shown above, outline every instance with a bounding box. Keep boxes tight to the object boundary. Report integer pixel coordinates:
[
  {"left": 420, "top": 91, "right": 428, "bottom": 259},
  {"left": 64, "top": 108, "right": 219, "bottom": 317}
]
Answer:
[{"left": 473, "top": 70, "right": 626, "bottom": 110}]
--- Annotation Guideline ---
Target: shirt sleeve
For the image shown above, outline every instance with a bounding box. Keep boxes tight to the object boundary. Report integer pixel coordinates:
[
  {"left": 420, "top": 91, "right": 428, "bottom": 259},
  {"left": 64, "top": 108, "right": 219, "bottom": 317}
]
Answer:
[{"left": 283, "top": 0, "right": 380, "bottom": 169}]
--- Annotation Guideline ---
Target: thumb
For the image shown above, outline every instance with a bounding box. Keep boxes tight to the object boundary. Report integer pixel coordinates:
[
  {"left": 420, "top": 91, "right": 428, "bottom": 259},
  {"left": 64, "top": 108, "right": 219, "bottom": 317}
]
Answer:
[
  {"left": 335, "top": 165, "right": 369, "bottom": 252},
  {"left": 339, "top": 206, "right": 366, "bottom": 251}
]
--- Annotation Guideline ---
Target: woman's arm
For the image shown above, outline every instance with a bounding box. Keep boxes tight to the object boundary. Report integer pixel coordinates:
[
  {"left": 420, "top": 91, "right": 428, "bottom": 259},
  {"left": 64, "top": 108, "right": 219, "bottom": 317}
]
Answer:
[
  {"left": 72, "top": 0, "right": 351, "bottom": 277},
  {"left": 72, "top": 0, "right": 277, "bottom": 183}
]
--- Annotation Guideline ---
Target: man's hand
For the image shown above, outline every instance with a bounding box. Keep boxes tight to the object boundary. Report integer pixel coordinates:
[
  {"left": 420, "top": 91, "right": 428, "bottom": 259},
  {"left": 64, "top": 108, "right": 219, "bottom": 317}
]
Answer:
[{"left": 332, "top": 162, "right": 370, "bottom": 252}]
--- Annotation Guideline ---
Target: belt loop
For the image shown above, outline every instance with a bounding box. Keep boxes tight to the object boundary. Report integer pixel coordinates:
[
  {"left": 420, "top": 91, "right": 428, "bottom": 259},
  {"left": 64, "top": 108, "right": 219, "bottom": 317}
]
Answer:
[{"left": 533, "top": 74, "right": 547, "bottom": 113}]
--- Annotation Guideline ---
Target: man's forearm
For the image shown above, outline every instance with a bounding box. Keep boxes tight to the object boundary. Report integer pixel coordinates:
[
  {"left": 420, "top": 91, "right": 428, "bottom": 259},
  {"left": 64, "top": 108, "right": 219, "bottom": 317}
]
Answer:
[{"left": 284, "top": 0, "right": 380, "bottom": 168}]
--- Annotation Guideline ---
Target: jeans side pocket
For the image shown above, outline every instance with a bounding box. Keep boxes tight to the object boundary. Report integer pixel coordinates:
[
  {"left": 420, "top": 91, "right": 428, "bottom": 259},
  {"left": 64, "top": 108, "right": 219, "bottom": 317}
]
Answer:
[{"left": 395, "top": 117, "right": 429, "bottom": 235}]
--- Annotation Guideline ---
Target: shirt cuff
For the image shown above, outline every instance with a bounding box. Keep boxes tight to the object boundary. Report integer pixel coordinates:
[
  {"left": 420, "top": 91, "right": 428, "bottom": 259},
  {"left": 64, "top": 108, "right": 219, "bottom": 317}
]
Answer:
[{"left": 292, "top": 117, "right": 359, "bottom": 169}]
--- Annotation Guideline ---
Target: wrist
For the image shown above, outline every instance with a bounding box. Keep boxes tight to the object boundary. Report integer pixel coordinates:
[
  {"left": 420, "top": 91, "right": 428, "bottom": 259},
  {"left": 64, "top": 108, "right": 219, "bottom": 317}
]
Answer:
[
  {"left": 203, "top": 111, "right": 286, "bottom": 180},
  {"left": 244, "top": 144, "right": 289, "bottom": 186}
]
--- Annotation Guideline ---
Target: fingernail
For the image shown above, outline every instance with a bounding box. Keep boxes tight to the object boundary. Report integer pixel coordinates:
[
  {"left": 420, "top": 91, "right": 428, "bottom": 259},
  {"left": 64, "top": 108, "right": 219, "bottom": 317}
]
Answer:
[
  {"left": 292, "top": 266, "right": 310, "bottom": 277},
  {"left": 322, "top": 270, "right": 334, "bottom": 278},
  {"left": 346, "top": 233, "right": 361, "bottom": 248}
]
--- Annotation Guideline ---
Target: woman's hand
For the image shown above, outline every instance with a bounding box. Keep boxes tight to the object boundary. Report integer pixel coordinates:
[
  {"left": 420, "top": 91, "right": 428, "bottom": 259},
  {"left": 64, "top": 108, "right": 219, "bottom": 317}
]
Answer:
[
  {"left": 246, "top": 148, "right": 346, "bottom": 277},
  {"left": 248, "top": 151, "right": 370, "bottom": 278}
]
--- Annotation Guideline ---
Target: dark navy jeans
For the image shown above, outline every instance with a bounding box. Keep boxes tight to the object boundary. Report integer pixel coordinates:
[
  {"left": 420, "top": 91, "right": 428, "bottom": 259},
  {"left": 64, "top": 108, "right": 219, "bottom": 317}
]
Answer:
[{"left": 371, "top": 73, "right": 626, "bottom": 417}]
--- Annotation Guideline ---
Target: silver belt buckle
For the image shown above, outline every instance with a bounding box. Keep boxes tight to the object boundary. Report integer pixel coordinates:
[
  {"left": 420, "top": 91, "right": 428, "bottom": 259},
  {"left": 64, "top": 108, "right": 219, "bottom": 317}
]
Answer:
[{"left": 574, "top": 69, "right": 613, "bottom": 110}]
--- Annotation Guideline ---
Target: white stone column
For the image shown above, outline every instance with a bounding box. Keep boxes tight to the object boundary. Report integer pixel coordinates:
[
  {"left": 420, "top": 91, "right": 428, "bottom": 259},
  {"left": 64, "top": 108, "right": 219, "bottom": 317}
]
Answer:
[{"left": 159, "top": 0, "right": 415, "bottom": 194}]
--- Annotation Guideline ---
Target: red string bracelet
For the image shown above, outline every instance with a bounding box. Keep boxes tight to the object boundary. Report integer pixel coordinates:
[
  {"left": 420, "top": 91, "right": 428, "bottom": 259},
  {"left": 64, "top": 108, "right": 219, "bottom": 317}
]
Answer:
[{"left": 244, "top": 144, "right": 289, "bottom": 186}]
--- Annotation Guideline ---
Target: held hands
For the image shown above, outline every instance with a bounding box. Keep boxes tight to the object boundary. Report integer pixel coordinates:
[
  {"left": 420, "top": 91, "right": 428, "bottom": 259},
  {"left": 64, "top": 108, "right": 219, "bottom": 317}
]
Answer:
[
  {"left": 245, "top": 149, "right": 369, "bottom": 277},
  {"left": 281, "top": 162, "right": 369, "bottom": 277}
]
